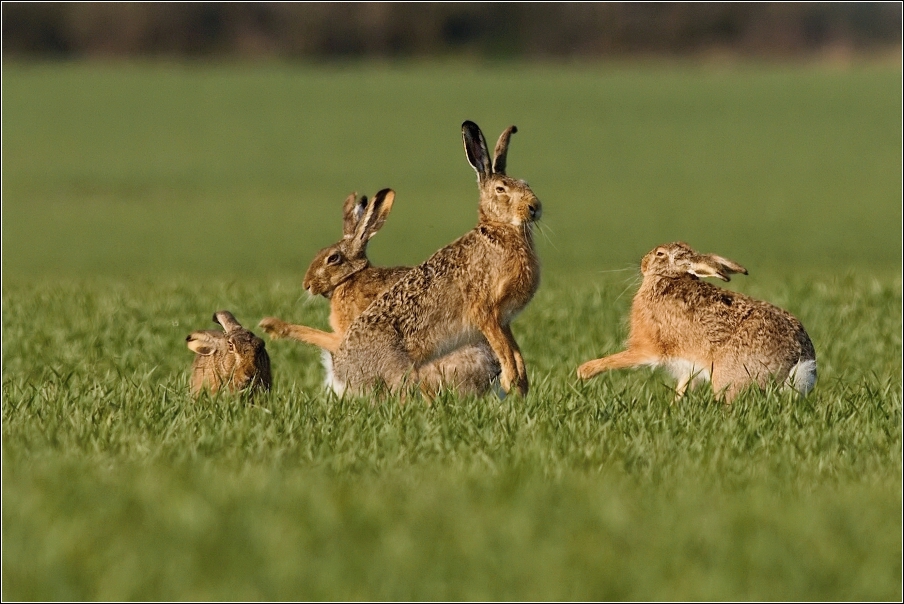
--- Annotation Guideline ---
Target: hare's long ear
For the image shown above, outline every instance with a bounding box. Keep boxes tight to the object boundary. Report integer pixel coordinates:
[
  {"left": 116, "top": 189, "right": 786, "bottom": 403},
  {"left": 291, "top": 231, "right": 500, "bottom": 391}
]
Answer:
[
  {"left": 341, "top": 192, "right": 364, "bottom": 238},
  {"left": 711, "top": 254, "right": 748, "bottom": 277},
  {"left": 462, "top": 121, "right": 491, "bottom": 182},
  {"left": 351, "top": 188, "right": 395, "bottom": 253},
  {"left": 492, "top": 125, "right": 517, "bottom": 175},
  {"left": 213, "top": 310, "right": 243, "bottom": 333},
  {"left": 689, "top": 254, "right": 748, "bottom": 282},
  {"left": 186, "top": 331, "right": 225, "bottom": 355}
]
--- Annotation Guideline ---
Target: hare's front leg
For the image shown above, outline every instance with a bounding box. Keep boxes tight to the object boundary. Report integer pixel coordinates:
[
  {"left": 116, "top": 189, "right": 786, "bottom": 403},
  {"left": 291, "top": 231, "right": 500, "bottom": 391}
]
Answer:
[
  {"left": 502, "top": 323, "right": 528, "bottom": 391},
  {"left": 259, "top": 317, "right": 342, "bottom": 352},
  {"left": 258, "top": 317, "right": 292, "bottom": 339},
  {"left": 480, "top": 321, "right": 527, "bottom": 396}
]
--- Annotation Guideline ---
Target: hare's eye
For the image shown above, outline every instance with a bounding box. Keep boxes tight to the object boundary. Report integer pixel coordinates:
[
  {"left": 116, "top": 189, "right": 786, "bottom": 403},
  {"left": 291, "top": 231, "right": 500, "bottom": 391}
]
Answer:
[
  {"left": 655, "top": 250, "right": 666, "bottom": 257},
  {"left": 495, "top": 186, "right": 506, "bottom": 194},
  {"left": 327, "top": 253, "right": 342, "bottom": 265}
]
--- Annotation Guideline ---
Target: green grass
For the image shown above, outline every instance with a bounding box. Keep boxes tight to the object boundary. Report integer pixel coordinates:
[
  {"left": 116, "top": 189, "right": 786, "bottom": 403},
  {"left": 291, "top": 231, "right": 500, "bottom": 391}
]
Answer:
[{"left": 2, "top": 61, "right": 902, "bottom": 600}]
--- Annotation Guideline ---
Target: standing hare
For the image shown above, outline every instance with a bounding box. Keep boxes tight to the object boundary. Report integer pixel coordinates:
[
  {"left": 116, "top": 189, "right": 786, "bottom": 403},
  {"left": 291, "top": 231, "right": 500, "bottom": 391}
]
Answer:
[
  {"left": 577, "top": 242, "right": 816, "bottom": 403},
  {"left": 331, "top": 121, "right": 542, "bottom": 397},
  {"left": 259, "top": 188, "right": 500, "bottom": 396},
  {"left": 186, "top": 310, "right": 272, "bottom": 396}
]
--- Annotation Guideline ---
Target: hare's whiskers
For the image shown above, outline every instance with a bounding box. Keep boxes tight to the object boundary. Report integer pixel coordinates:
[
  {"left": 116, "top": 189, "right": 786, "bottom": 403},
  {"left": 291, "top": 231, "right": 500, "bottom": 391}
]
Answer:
[
  {"left": 614, "top": 274, "right": 641, "bottom": 303},
  {"left": 299, "top": 290, "right": 318, "bottom": 306},
  {"left": 596, "top": 265, "right": 635, "bottom": 274},
  {"left": 534, "top": 221, "right": 559, "bottom": 252}
]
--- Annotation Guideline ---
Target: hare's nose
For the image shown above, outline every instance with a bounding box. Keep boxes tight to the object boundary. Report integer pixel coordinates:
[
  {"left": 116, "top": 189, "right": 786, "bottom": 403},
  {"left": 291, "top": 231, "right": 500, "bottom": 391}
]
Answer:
[{"left": 528, "top": 203, "right": 541, "bottom": 220}]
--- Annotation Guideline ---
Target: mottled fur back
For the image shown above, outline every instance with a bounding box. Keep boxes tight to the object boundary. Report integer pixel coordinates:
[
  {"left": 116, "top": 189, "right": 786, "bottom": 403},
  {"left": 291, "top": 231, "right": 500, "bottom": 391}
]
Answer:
[{"left": 260, "top": 189, "right": 501, "bottom": 396}]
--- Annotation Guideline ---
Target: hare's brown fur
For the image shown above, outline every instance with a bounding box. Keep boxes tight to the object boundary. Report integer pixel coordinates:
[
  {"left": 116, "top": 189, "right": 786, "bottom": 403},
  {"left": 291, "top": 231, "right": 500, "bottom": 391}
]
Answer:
[
  {"left": 261, "top": 190, "right": 407, "bottom": 352},
  {"left": 332, "top": 122, "right": 541, "bottom": 397},
  {"left": 259, "top": 189, "right": 501, "bottom": 396},
  {"left": 187, "top": 310, "right": 271, "bottom": 396},
  {"left": 577, "top": 242, "right": 816, "bottom": 402}
]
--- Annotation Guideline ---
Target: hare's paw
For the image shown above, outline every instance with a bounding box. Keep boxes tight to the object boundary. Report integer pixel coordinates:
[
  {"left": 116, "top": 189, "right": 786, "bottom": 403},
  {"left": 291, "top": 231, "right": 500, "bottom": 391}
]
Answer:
[
  {"left": 499, "top": 365, "right": 515, "bottom": 394},
  {"left": 514, "top": 358, "right": 529, "bottom": 396},
  {"left": 258, "top": 317, "right": 288, "bottom": 339},
  {"left": 500, "top": 365, "right": 528, "bottom": 397},
  {"left": 576, "top": 360, "right": 599, "bottom": 380},
  {"left": 514, "top": 373, "right": 529, "bottom": 397}
]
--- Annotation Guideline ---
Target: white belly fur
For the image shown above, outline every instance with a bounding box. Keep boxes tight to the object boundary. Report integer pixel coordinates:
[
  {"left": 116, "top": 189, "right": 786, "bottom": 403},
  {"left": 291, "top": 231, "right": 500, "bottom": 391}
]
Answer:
[{"left": 662, "top": 358, "right": 712, "bottom": 388}]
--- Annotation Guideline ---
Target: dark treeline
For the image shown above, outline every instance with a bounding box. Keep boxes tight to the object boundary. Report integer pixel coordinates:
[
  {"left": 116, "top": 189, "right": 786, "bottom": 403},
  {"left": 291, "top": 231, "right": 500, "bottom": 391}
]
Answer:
[{"left": 2, "top": 2, "right": 901, "bottom": 60}]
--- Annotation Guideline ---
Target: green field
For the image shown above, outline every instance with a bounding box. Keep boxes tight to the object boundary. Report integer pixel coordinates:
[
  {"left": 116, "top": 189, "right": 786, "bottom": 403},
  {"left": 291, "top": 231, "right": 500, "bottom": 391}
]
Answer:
[{"left": 2, "top": 61, "right": 901, "bottom": 600}]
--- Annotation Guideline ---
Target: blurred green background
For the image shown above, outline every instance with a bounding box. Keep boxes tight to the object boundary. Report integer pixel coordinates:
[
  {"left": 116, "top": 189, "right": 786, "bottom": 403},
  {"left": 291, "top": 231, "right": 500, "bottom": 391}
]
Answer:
[{"left": 2, "top": 61, "right": 901, "bottom": 279}]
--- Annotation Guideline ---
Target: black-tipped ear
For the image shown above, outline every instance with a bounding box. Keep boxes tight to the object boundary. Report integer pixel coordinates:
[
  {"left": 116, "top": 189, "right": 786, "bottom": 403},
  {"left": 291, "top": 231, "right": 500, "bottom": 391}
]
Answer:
[
  {"left": 492, "top": 125, "right": 517, "bottom": 175},
  {"left": 712, "top": 254, "right": 749, "bottom": 277},
  {"left": 688, "top": 255, "right": 747, "bottom": 282},
  {"left": 364, "top": 188, "right": 395, "bottom": 237},
  {"left": 370, "top": 188, "right": 394, "bottom": 214},
  {"left": 351, "top": 189, "right": 395, "bottom": 251},
  {"left": 462, "top": 121, "right": 491, "bottom": 182}
]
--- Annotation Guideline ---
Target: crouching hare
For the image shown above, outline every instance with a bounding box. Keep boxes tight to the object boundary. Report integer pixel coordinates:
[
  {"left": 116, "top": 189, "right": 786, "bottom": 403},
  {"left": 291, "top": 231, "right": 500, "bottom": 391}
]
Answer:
[
  {"left": 186, "top": 310, "right": 272, "bottom": 396},
  {"left": 577, "top": 242, "right": 816, "bottom": 403},
  {"left": 259, "top": 188, "right": 500, "bottom": 397},
  {"left": 331, "top": 121, "right": 541, "bottom": 398}
]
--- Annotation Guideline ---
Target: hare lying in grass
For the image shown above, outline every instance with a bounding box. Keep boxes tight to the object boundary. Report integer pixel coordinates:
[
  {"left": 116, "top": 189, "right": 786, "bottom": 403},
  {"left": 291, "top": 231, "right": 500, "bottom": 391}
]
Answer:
[
  {"left": 186, "top": 310, "right": 271, "bottom": 396},
  {"left": 577, "top": 242, "right": 816, "bottom": 403},
  {"left": 331, "top": 121, "right": 541, "bottom": 397},
  {"left": 259, "top": 188, "right": 500, "bottom": 397}
]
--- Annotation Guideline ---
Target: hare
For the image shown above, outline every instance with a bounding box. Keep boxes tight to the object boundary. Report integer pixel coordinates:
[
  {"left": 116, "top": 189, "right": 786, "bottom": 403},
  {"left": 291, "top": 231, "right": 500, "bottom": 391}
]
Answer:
[
  {"left": 259, "top": 188, "right": 501, "bottom": 396},
  {"left": 260, "top": 189, "right": 407, "bottom": 353},
  {"left": 186, "top": 310, "right": 272, "bottom": 396},
  {"left": 576, "top": 241, "right": 817, "bottom": 403},
  {"left": 331, "top": 121, "right": 542, "bottom": 397}
]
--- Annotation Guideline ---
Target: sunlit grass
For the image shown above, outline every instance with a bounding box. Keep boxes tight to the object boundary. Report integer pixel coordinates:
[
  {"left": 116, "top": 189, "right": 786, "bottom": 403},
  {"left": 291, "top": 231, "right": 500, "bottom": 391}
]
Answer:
[
  {"left": 2, "top": 272, "right": 900, "bottom": 600},
  {"left": 2, "top": 62, "right": 901, "bottom": 599}
]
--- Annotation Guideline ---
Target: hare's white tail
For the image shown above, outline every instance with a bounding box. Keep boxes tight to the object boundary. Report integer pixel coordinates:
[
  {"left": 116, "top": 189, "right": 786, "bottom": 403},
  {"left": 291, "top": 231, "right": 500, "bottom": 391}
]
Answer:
[{"left": 785, "top": 359, "right": 817, "bottom": 396}]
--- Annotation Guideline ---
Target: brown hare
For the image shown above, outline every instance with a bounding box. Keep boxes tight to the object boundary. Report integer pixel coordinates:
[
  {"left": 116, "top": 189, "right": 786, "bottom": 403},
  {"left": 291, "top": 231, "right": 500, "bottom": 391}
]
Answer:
[
  {"left": 186, "top": 310, "right": 272, "bottom": 396},
  {"left": 331, "top": 121, "right": 542, "bottom": 398},
  {"left": 577, "top": 241, "right": 817, "bottom": 403},
  {"left": 259, "top": 188, "right": 500, "bottom": 396}
]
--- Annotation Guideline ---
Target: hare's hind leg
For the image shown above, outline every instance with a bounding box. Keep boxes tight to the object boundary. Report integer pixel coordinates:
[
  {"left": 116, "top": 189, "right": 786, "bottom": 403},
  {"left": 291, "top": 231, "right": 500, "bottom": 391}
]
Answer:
[
  {"left": 577, "top": 349, "right": 653, "bottom": 381},
  {"left": 334, "top": 329, "right": 417, "bottom": 399},
  {"left": 711, "top": 358, "right": 762, "bottom": 404}
]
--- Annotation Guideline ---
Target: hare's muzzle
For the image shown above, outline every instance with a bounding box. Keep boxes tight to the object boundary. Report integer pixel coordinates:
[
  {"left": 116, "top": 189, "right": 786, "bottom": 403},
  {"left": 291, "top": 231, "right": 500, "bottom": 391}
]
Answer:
[
  {"left": 528, "top": 202, "right": 541, "bottom": 221},
  {"left": 304, "top": 283, "right": 326, "bottom": 298}
]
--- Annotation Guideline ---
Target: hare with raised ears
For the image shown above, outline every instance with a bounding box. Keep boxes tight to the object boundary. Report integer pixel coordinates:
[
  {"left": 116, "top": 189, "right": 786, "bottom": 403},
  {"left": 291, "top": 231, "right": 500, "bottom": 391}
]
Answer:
[
  {"left": 576, "top": 242, "right": 816, "bottom": 403},
  {"left": 259, "top": 189, "right": 500, "bottom": 396},
  {"left": 331, "top": 121, "right": 541, "bottom": 397},
  {"left": 186, "top": 310, "right": 272, "bottom": 396},
  {"left": 260, "top": 189, "right": 408, "bottom": 353}
]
